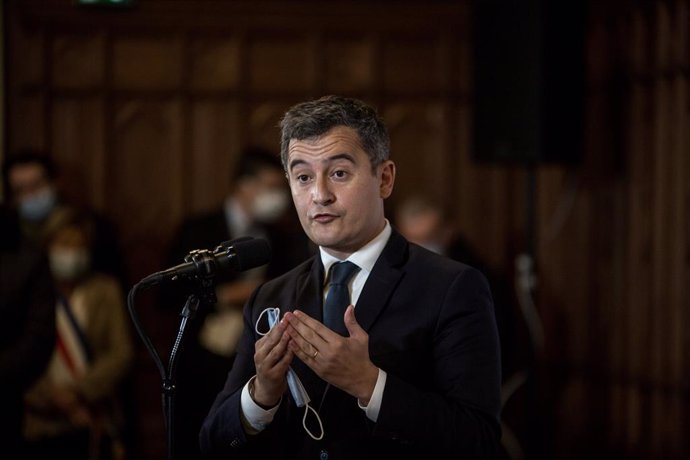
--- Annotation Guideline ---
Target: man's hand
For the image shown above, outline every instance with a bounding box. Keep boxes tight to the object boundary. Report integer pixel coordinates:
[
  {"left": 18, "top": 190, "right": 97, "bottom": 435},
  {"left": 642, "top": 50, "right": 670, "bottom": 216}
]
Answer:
[
  {"left": 284, "top": 306, "right": 378, "bottom": 405},
  {"left": 252, "top": 316, "right": 293, "bottom": 408}
]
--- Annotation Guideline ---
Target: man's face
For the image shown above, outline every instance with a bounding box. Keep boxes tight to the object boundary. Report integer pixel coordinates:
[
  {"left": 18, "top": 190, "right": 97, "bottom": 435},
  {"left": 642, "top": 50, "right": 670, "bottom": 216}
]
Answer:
[
  {"left": 286, "top": 126, "right": 395, "bottom": 259},
  {"left": 8, "top": 162, "right": 52, "bottom": 202}
]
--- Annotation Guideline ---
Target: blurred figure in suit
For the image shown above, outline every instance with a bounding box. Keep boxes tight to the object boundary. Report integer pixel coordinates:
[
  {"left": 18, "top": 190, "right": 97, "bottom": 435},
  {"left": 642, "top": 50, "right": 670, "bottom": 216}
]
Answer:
[{"left": 0, "top": 204, "right": 56, "bottom": 459}]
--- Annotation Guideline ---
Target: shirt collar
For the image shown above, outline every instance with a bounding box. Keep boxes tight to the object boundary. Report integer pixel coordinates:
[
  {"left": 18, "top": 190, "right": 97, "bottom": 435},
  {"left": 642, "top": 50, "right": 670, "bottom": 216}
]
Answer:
[{"left": 319, "top": 220, "right": 392, "bottom": 282}]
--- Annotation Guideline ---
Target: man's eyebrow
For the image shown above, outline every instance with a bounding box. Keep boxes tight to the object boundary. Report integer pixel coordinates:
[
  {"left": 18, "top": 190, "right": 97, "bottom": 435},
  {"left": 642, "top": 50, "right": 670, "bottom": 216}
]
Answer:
[
  {"left": 289, "top": 158, "right": 307, "bottom": 171},
  {"left": 288, "top": 153, "right": 356, "bottom": 171},
  {"left": 328, "top": 153, "right": 356, "bottom": 164}
]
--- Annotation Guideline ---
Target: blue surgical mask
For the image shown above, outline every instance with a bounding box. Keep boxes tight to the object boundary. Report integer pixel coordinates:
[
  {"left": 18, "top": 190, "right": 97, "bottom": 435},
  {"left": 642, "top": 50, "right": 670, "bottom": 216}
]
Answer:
[{"left": 19, "top": 187, "right": 57, "bottom": 221}]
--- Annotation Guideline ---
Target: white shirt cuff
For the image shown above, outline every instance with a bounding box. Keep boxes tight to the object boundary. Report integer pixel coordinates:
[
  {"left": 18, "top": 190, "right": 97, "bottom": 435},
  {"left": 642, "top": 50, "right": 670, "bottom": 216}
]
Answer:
[
  {"left": 240, "top": 376, "right": 280, "bottom": 433},
  {"left": 357, "top": 368, "right": 386, "bottom": 422}
]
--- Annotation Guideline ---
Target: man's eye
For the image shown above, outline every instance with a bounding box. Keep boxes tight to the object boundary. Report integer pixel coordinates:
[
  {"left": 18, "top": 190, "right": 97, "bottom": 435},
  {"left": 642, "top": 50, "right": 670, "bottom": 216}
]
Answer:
[
  {"left": 297, "top": 174, "right": 310, "bottom": 183},
  {"left": 333, "top": 170, "right": 348, "bottom": 179}
]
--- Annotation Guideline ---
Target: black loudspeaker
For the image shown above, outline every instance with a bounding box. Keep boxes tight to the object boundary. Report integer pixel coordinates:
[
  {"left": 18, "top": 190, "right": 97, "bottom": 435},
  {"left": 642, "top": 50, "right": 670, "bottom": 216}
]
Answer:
[{"left": 472, "top": 0, "right": 586, "bottom": 165}]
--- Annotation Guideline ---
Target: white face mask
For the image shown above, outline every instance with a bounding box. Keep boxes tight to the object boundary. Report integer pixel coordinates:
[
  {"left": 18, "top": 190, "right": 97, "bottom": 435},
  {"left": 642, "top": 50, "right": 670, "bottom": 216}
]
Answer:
[
  {"left": 251, "top": 189, "right": 289, "bottom": 223},
  {"left": 19, "top": 187, "right": 57, "bottom": 221},
  {"left": 49, "top": 248, "right": 91, "bottom": 281}
]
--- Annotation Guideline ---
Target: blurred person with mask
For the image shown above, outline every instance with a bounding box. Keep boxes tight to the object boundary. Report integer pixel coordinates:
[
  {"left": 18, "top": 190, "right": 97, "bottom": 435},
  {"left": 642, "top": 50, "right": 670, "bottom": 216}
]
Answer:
[
  {"left": 22, "top": 208, "right": 135, "bottom": 460},
  {"left": 2, "top": 150, "right": 128, "bottom": 288},
  {"left": 162, "top": 145, "right": 313, "bottom": 460},
  {"left": 0, "top": 204, "right": 56, "bottom": 459}
]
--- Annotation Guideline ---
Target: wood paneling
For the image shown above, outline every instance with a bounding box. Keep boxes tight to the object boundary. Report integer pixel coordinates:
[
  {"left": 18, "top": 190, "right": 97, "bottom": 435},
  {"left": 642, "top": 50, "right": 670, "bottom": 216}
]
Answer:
[
  {"left": 247, "top": 33, "right": 313, "bottom": 93},
  {"left": 113, "top": 36, "right": 183, "bottom": 90},
  {"left": 382, "top": 34, "right": 446, "bottom": 92},
  {"left": 109, "top": 99, "right": 184, "bottom": 278},
  {"left": 51, "top": 32, "right": 104, "bottom": 88},
  {"left": 51, "top": 96, "right": 105, "bottom": 208},
  {"left": 188, "top": 37, "right": 242, "bottom": 91},
  {"left": 323, "top": 35, "right": 376, "bottom": 93},
  {"left": 189, "top": 100, "right": 241, "bottom": 212}
]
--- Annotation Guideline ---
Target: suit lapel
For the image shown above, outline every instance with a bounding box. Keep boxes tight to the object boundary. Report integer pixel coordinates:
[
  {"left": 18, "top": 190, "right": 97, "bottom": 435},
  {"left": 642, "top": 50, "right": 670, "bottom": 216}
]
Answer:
[
  {"left": 292, "top": 257, "right": 324, "bottom": 321},
  {"left": 354, "top": 230, "right": 408, "bottom": 333},
  {"left": 288, "top": 258, "right": 328, "bottom": 399}
]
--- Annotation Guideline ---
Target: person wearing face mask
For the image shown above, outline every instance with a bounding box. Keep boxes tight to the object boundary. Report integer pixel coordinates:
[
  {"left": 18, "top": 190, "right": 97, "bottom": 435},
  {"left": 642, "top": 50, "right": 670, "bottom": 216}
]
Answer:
[
  {"left": 2, "top": 150, "right": 128, "bottom": 290},
  {"left": 161, "top": 145, "right": 314, "bottom": 460},
  {"left": 22, "top": 208, "right": 135, "bottom": 460}
]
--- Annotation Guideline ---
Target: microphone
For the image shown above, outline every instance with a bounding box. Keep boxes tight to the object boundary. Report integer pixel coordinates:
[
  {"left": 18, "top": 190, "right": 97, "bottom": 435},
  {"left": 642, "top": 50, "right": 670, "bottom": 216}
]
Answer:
[{"left": 141, "top": 237, "right": 271, "bottom": 286}]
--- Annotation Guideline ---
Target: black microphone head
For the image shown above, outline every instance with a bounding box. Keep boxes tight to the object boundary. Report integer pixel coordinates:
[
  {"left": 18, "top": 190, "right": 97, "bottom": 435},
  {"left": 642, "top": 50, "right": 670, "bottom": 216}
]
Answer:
[
  {"left": 225, "top": 237, "right": 272, "bottom": 271},
  {"left": 216, "top": 236, "right": 253, "bottom": 252}
]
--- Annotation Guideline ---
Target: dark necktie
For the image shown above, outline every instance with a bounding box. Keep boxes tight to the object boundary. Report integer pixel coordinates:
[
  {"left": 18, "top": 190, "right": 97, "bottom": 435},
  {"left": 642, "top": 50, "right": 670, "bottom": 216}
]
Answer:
[{"left": 323, "top": 261, "right": 359, "bottom": 336}]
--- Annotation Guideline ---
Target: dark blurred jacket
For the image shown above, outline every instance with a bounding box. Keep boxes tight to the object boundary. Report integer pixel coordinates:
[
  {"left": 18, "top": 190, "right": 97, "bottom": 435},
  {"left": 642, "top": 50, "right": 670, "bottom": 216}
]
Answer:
[{"left": 0, "top": 205, "right": 56, "bottom": 458}]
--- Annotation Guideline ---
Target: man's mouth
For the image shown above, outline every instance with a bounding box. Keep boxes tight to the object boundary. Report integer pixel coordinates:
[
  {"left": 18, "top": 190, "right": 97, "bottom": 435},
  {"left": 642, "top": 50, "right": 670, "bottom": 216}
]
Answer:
[{"left": 312, "top": 213, "right": 337, "bottom": 223}]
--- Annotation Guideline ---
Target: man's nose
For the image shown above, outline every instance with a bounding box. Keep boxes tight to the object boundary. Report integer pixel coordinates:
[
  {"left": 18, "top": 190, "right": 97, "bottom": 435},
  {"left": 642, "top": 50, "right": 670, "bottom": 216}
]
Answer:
[{"left": 311, "top": 176, "right": 334, "bottom": 205}]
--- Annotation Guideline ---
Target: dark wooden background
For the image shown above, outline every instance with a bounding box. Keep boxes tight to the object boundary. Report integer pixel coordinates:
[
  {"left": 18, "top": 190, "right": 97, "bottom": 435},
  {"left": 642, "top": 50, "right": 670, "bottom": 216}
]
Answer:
[{"left": 3, "top": 1, "right": 688, "bottom": 459}]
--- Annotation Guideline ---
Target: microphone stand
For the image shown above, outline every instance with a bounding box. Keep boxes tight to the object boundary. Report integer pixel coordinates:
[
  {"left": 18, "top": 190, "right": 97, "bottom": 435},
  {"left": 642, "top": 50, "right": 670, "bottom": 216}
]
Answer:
[{"left": 127, "top": 251, "right": 220, "bottom": 460}]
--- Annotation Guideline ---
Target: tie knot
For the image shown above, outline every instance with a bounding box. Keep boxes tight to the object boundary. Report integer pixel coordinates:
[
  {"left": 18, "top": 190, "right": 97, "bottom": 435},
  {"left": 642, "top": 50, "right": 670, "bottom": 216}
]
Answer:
[{"left": 330, "top": 261, "right": 359, "bottom": 286}]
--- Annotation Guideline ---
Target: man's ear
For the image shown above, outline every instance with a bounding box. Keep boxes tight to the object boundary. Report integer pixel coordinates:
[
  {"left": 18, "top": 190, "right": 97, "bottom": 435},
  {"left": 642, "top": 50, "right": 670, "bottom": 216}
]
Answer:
[{"left": 379, "top": 160, "right": 396, "bottom": 199}]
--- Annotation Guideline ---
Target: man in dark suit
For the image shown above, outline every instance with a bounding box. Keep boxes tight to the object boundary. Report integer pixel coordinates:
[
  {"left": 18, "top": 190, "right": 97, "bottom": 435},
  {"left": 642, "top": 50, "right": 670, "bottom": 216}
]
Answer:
[{"left": 199, "top": 95, "right": 502, "bottom": 459}]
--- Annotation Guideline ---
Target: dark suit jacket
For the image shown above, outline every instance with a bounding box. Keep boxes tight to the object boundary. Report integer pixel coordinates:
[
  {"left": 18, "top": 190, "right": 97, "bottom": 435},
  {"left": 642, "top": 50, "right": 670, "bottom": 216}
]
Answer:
[
  {"left": 0, "top": 206, "right": 56, "bottom": 457},
  {"left": 199, "top": 229, "right": 502, "bottom": 460}
]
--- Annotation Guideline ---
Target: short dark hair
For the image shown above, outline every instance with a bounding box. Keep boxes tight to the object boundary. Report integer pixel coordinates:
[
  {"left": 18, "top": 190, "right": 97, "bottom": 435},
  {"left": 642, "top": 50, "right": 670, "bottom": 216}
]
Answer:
[
  {"left": 279, "top": 95, "right": 390, "bottom": 172},
  {"left": 2, "top": 149, "right": 57, "bottom": 198},
  {"left": 43, "top": 206, "right": 96, "bottom": 248},
  {"left": 233, "top": 145, "right": 283, "bottom": 182}
]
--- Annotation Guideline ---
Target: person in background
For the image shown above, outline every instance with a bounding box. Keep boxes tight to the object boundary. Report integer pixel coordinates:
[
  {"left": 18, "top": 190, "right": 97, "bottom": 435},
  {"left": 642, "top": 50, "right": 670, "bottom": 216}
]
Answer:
[
  {"left": 22, "top": 208, "right": 135, "bottom": 460},
  {"left": 394, "top": 193, "right": 455, "bottom": 256},
  {"left": 0, "top": 204, "right": 56, "bottom": 460},
  {"left": 162, "top": 145, "right": 314, "bottom": 460},
  {"left": 395, "top": 193, "right": 531, "bottom": 460},
  {"left": 2, "top": 150, "right": 128, "bottom": 288},
  {"left": 199, "top": 95, "right": 502, "bottom": 459},
  {"left": 395, "top": 193, "right": 520, "bottom": 385}
]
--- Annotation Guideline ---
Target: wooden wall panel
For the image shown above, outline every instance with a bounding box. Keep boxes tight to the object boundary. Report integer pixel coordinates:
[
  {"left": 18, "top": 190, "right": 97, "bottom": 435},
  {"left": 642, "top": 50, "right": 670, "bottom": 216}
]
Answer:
[
  {"left": 382, "top": 35, "right": 445, "bottom": 92},
  {"left": 10, "top": 94, "right": 47, "bottom": 151},
  {"left": 189, "top": 100, "right": 240, "bottom": 212},
  {"left": 51, "top": 33, "right": 104, "bottom": 88},
  {"left": 113, "top": 36, "right": 182, "bottom": 90},
  {"left": 384, "top": 101, "right": 449, "bottom": 208},
  {"left": 7, "top": 23, "right": 43, "bottom": 86},
  {"left": 108, "top": 99, "right": 184, "bottom": 278},
  {"left": 247, "top": 34, "right": 313, "bottom": 92},
  {"left": 188, "top": 37, "right": 242, "bottom": 91},
  {"left": 51, "top": 96, "right": 106, "bottom": 209},
  {"left": 323, "top": 36, "right": 375, "bottom": 93}
]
